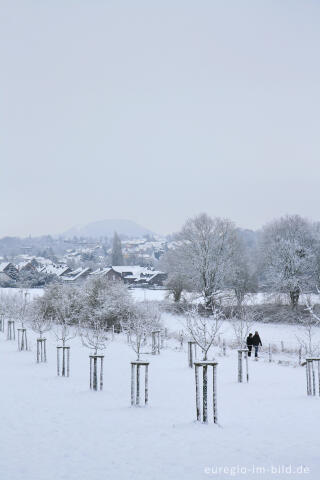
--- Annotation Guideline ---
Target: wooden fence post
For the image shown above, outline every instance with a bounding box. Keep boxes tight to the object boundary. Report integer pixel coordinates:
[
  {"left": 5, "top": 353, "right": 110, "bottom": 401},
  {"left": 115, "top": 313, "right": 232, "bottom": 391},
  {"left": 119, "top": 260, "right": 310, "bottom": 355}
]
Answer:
[
  {"left": 7, "top": 320, "right": 15, "bottom": 341},
  {"left": 305, "top": 358, "right": 320, "bottom": 396},
  {"left": 188, "top": 341, "right": 197, "bottom": 368},
  {"left": 130, "top": 361, "right": 150, "bottom": 406},
  {"left": 89, "top": 355, "right": 104, "bottom": 391},
  {"left": 17, "top": 328, "right": 28, "bottom": 351},
  {"left": 238, "top": 349, "right": 249, "bottom": 383},
  {"left": 194, "top": 361, "right": 218, "bottom": 424},
  {"left": 37, "top": 338, "right": 47, "bottom": 363},
  {"left": 57, "top": 346, "right": 71, "bottom": 377}
]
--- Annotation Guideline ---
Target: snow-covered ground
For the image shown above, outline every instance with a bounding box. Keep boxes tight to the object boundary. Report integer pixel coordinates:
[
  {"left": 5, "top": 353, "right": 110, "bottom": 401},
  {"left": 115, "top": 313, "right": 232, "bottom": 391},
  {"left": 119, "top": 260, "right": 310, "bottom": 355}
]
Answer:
[
  {"left": 130, "top": 288, "right": 168, "bottom": 302},
  {"left": 162, "top": 312, "right": 320, "bottom": 352},
  {"left": 1, "top": 287, "right": 319, "bottom": 307},
  {"left": 0, "top": 287, "right": 44, "bottom": 299},
  {"left": 132, "top": 289, "right": 320, "bottom": 306},
  {"left": 0, "top": 324, "right": 319, "bottom": 480},
  {"left": 0, "top": 286, "right": 168, "bottom": 302}
]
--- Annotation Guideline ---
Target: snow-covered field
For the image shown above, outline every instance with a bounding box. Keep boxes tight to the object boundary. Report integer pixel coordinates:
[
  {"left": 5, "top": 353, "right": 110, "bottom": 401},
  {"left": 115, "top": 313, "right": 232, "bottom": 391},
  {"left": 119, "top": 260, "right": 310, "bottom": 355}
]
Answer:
[
  {"left": 162, "top": 312, "right": 320, "bottom": 352},
  {"left": 0, "top": 287, "right": 44, "bottom": 299},
  {"left": 130, "top": 288, "right": 168, "bottom": 302},
  {"left": 0, "top": 325, "right": 319, "bottom": 480},
  {"left": 1, "top": 286, "right": 320, "bottom": 306},
  {"left": 131, "top": 289, "right": 320, "bottom": 306},
  {"left": 0, "top": 286, "right": 167, "bottom": 302}
]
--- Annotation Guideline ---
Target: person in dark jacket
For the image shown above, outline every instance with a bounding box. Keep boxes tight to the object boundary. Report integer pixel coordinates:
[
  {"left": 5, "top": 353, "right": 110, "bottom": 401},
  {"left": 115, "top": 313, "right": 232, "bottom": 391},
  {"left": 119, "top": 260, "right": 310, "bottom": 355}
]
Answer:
[
  {"left": 246, "top": 333, "right": 253, "bottom": 357},
  {"left": 252, "top": 331, "right": 262, "bottom": 358}
]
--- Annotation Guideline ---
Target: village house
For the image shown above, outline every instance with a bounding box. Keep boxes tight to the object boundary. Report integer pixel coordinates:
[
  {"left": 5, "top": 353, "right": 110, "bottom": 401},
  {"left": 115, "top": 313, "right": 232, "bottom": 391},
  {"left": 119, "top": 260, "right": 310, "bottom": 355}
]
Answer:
[
  {"left": 90, "top": 267, "right": 123, "bottom": 282},
  {"left": 0, "top": 262, "right": 19, "bottom": 280},
  {"left": 17, "top": 259, "right": 39, "bottom": 273},
  {"left": 60, "top": 267, "right": 92, "bottom": 282},
  {"left": 90, "top": 266, "right": 167, "bottom": 287},
  {"left": 40, "top": 263, "right": 72, "bottom": 277}
]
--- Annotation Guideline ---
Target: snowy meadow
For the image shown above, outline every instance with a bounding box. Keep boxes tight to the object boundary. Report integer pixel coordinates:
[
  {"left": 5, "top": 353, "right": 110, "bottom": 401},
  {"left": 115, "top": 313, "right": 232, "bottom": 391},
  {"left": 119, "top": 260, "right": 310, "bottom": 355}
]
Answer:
[{"left": 0, "top": 283, "right": 320, "bottom": 480}]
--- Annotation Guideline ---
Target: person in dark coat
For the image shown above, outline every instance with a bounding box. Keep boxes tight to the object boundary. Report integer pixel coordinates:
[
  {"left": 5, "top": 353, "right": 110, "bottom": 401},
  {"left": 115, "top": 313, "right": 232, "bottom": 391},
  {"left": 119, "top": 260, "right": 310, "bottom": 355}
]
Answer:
[
  {"left": 252, "top": 331, "right": 262, "bottom": 358},
  {"left": 246, "top": 333, "right": 253, "bottom": 357}
]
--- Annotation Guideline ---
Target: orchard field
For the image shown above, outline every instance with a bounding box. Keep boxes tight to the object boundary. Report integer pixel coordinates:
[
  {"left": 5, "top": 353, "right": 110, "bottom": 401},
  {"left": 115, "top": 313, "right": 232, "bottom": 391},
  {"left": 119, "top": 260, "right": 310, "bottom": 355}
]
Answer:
[{"left": 0, "top": 313, "right": 319, "bottom": 480}]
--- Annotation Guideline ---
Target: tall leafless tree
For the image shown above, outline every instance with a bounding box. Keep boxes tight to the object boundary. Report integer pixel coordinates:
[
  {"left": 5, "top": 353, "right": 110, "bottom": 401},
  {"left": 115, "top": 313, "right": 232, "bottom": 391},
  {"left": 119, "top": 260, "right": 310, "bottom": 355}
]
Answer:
[
  {"left": 179, "top": 213, "right": 238, "bottom": 308},
  {"left": 260, "top": 215, "right": 317, "bottom": 308}
]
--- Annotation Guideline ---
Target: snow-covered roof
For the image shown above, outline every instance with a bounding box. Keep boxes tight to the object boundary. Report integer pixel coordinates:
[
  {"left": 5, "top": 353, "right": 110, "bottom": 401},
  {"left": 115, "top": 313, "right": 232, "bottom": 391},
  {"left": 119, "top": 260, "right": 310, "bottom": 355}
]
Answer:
[
  {"left": 90, "top": 267, "right": 113, "bottom": 277},
  {"left": 61, "top": 267, "right": 91, "bottom": 282},
  {"left": 112, "top": 266, "right": 155, "bottom": 276},
  {"left": 40, "top": 264, "right": 70, "bottom": 276},
  {"left": 34, "top": 257, "right": 54, "bottom": 266},
  {"left": 0, "top": 262, "right": 10, "bottom": 272},
  {"left": 17, "top": 261, "right": 35, "bottom": 271},
  {"left": 89, "top": 266, "right": 165, "bottom": 281}
]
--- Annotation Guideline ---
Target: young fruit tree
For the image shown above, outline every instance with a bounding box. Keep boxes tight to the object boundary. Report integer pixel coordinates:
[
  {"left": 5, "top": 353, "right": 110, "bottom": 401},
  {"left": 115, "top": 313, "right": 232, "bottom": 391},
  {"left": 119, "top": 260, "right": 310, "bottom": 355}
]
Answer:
[
  {"left": 184, "top": 306, "right": 224, "bottom": 424},
  {"left": 122, "top": 301, "right": 162, "bottom": 361},
  {"left": 16, "top": 289, "right": 30, "bottom": 351},
  {"left": 29, "top": 299, "right": 52, "bottom": 363},
  {"left": 78, "top": 278, "right": 129, "bottom": 390},
  {"left": 184, "top": 306, "right": 223, "bottom": 424},
  {"left": 42, "top": 284, "right": 80, "bottom": 376},
  {"left": 296, "top": 298, "right": 320, "bottom": 358},
  {"left": 300, "top": 297, "right": 320, "bottom": 395},
  {"left": 0, "top": 291, "right": 20, "bottom": 340},
  {"left": 80, "top": 314, "right": 109, "bottom": 391},
  {"left": 184, "top": 305, "right": 224, "bottom": 361},
  {"left": 122, "top": 302, "right": 162, "bottom": 407},
  {"left": 260, "top": 215, "right": 317, "bottom": 308},
  {"left": 230, "top": 306, "right": 257, "bottom": 349}
]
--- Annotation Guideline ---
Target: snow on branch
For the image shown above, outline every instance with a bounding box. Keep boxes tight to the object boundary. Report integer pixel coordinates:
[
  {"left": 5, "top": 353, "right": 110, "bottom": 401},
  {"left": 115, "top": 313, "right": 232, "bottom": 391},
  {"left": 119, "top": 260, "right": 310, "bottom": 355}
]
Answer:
[
  {"left": 122, "top": 301, "right": 162, "bottom": 360},
  {"left": 184, "top": 305, "right": 224, "bottom": 360}
]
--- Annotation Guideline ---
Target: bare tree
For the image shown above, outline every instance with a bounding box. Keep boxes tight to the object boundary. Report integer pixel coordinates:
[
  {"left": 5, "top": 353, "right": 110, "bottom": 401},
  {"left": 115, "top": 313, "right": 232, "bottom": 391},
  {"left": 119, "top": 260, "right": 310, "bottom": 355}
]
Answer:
[
  {"left": 78, "top": 280, "right": 118, "bottom": 390},
  {"left": 179, "top": 213, "right": 238, "bottom": 307},
  {"left": 82, "top": 277, "right": 134, "bottom": 329},
  {"left": 297, "top": 296, "right": 320, "bottom": 357},
  {"left": 184, "top": 306, "right": 224, "bottom": 360},
  {"left": 229, "top": 236, "right": 258, "bottom": 308},
  {"left": 42, "top": 284, "right": 79, "bottom": 346},
  {"left": 29, "top": 299, "right": 52, "bottom": 362},
  {"left": 260, "top": 215, "right": 317, "bottom": 308},
  {"left": 41, "top": 284, "right": 80, "bottom": 376},
  {"left": 29, "top": 300, "right": 52, "bottom": 339},
  {"left": 305, "top": 291, "right": 320, "bottom": 324},
  {"left": 0, "top": 292, "right": 20, "bottom": 340},
  {"left": 79, "top": 313, "right": 109, "bottom": 390},
  {"left": 15, "top": 289, "right": 31, "bottom": 350},
  {"left": 159, "top": 247, "right": 193, "bottom": 302},
  {"left": 230, "top": 306, "right": 257, "bottom": 348},
  {"left": 80, "top": 317, "right": 109, "bottom": 354},
  {"left": 296, "top": 317, "right": 320, "bottom": 358},
  {"left": 16, "top": 289, "right": 30, "bottom": 327},
  {"left": 122, "top": 302, "right": 162, "bottom": 360},
  {"left": 0, "top": 291, "right": 20, "bottom": 320}
]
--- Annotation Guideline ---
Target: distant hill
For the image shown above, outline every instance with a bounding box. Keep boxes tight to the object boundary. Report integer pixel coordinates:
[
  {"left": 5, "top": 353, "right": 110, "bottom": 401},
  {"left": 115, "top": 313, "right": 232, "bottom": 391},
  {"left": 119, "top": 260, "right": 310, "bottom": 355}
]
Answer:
[{"left": 63, "top": 219, "right": 154, "bottom": 239}]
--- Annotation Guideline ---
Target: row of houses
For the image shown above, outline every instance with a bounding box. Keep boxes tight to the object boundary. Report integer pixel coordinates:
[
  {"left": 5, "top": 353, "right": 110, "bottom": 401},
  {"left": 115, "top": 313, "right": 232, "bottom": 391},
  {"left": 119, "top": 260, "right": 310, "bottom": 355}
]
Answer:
[{"left": 0, "top": 261, "right": 167, "bottom": 287}]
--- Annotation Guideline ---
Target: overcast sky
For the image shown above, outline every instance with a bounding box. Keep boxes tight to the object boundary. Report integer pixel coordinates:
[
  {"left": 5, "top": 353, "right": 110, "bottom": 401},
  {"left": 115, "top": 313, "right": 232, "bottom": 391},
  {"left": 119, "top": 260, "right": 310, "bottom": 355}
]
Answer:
[{"left": 1, "top": 0, "right": 319, "bottom": 237}]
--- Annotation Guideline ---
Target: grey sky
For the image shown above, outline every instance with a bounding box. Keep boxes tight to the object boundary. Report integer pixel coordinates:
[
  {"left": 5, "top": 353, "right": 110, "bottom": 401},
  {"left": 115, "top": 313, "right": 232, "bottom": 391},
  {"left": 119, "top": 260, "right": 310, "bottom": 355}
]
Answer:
[{"left": 1, "top": 0, "right": 319, "bottom": 237}]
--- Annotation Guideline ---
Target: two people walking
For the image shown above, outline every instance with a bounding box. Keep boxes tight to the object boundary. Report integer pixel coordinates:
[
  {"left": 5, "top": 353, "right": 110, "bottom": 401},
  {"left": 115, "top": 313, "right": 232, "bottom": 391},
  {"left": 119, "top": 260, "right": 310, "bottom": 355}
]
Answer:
[{"left": 246, "top": 331, "right": 262, "bottom": 358}]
